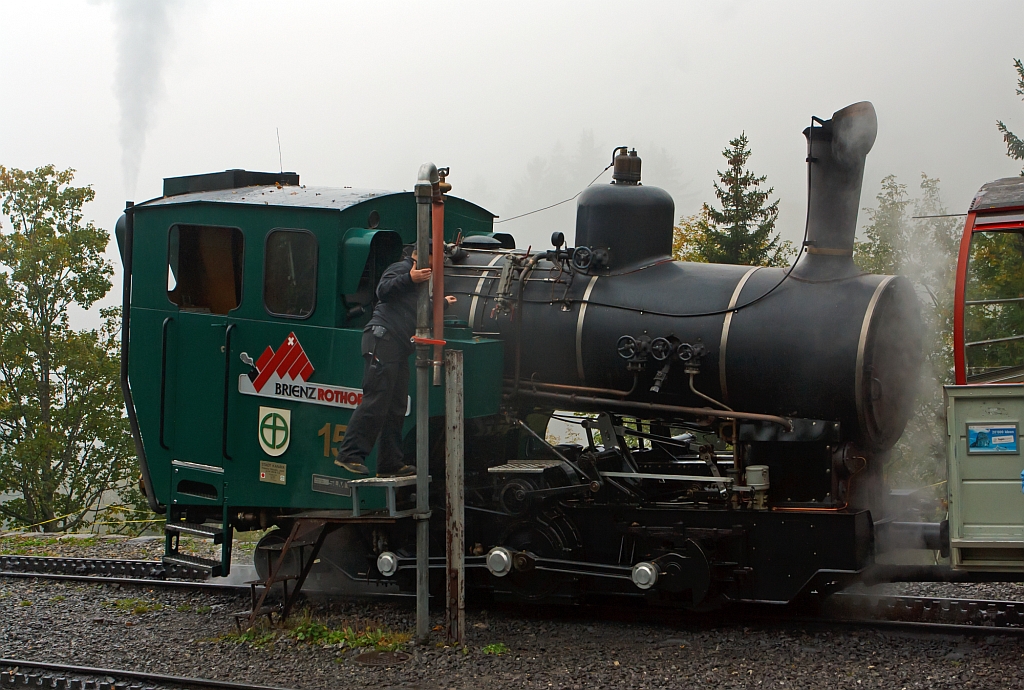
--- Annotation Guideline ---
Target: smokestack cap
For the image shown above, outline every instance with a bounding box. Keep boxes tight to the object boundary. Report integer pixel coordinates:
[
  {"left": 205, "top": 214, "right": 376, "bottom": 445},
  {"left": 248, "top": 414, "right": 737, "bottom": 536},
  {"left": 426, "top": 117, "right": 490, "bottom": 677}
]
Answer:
[{"left": 802, "top": 102, "right": 877, "bottom": 168}]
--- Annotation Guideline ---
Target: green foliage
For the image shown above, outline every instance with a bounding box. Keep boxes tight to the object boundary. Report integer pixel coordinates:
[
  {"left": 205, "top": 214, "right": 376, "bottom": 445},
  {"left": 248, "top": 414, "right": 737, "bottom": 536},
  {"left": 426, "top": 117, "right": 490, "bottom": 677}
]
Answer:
[
  {"left": 482, "top": 642, "right": 509, "bottom": 655},
  {"left": 289, "top": 618, "right": 410, "bottom": 651},
  {"left": 0, "top": 165, "right": 136, "bottom": 532},
  {"left": 672, "top": 211, "right": 710, "bottom": 263},
  {"left": 226, "top": 624, "right": 278, "bottom": 648},
  {"left": 996, "top": 58, "right": 1024, "bottom": 176},
  {"left": 855, "top": 174, "right": 961, "bottom": 488},
  {"left": 687, "top": 133, "right": 794, "bottom": 267},
  {"left": 108, "top": 598, "right": 163, "bottom": 614},
  {"left": 223, "top": 611, "right": 411, "bottom": 652}
]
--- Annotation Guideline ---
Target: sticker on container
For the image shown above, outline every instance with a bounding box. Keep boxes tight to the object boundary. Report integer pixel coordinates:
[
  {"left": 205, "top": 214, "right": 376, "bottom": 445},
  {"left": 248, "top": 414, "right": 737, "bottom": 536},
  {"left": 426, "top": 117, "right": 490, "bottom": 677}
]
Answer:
[
  {"left": 260, "top": 460, "right": 287, "bottom": 485},
  {"left": 967, "top": 423, "right": 1019, "bottom": 454}
]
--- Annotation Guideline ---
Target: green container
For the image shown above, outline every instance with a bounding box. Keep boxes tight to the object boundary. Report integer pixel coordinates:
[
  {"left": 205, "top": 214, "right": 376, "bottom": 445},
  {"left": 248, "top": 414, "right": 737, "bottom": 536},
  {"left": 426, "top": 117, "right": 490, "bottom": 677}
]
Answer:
[{"left": 945, "top": 383, "right": 1024, "bottom": 570}]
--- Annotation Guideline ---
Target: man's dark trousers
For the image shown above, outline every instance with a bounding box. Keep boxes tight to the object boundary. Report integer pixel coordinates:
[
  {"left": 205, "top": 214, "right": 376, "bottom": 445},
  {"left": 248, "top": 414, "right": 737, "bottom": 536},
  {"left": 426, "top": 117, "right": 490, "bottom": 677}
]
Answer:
[{"left": 335, "top": 329, "right": 410, "bottom": 474}]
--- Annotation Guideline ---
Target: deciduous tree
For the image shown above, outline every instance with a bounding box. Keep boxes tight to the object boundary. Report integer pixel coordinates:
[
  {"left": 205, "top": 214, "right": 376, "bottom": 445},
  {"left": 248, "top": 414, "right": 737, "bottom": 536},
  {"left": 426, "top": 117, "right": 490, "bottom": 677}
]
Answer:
[
  {"left": 0, "top": 165, "right": 136, "bottom": 532},
  {"left": 855, "top": 173, "right": 961, "bottom": 490}
]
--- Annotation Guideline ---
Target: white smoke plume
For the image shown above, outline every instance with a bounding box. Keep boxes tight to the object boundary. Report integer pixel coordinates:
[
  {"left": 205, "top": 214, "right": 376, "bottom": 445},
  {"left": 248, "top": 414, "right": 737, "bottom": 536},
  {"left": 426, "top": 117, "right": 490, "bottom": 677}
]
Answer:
[{"left": 113, "top": 0, "right": 174, "bottom": 195}]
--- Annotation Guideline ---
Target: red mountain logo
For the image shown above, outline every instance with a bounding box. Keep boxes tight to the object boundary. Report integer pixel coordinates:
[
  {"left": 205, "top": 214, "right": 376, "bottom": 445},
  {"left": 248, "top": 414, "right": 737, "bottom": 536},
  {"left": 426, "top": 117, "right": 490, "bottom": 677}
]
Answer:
[
  {"left": 238, "top": 333, "right": 367, "bottom": 410},
  {"left": 250, "top": 332, "right": 315, "bottom": 393}
]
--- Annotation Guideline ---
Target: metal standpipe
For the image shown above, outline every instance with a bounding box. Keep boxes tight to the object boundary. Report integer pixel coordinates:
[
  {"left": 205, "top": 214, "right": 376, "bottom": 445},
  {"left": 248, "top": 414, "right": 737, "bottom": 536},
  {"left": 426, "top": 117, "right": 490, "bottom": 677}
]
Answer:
[
  {"left": 445, "top": 349, "right": 465, "bottom": 645},
  {"left": 414, "top": 162, "right": 438, "bottom": 645}
]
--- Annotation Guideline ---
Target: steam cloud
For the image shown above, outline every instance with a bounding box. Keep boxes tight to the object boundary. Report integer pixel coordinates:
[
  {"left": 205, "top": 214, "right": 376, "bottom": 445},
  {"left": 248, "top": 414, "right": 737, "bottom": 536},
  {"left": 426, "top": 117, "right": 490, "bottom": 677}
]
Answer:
[{"left": 113, "top": 0, "right": 174, "bottom": 195}]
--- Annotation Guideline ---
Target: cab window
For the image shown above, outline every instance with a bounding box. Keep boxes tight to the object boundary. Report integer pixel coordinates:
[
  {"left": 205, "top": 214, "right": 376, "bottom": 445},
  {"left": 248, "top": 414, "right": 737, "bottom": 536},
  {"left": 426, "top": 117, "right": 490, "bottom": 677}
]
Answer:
[
  {"left": 964, "top": 229, "right": 1024, "bottom": 381},
  {"left": 264, "top": 229, "right": 318, "bottom": 318},
  {"left": 167, "top": 224, "right": 244, "bottom": 314}
]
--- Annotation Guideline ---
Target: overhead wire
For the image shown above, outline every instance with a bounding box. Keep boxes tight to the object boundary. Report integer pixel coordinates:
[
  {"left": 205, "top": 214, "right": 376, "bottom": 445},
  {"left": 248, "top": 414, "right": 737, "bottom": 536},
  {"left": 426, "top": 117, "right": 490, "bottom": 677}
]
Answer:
[{"left": 493, "top": 163, "right": 613, "bottom": 224}]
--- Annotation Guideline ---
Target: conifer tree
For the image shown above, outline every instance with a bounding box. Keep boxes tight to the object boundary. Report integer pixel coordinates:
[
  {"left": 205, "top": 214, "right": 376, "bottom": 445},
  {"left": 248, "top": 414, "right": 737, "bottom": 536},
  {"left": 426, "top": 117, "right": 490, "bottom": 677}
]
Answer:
[
  {"left": 996, "top": 58, "right": 1024, "bottom": 176},
  {"left": 694, "top": 133, "right": 792, "bottom": 267}
]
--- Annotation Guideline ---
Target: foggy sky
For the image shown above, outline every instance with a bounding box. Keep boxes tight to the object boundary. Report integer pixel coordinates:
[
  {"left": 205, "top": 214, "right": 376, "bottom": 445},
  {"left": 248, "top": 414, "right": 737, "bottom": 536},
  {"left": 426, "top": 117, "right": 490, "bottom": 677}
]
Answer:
[{"left": 2, "top": 0, "right": 1022, "bottom": 328}]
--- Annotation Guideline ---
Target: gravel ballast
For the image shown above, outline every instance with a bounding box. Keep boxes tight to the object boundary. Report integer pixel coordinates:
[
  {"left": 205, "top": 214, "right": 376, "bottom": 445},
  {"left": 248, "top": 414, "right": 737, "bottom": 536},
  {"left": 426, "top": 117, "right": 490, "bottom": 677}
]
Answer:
[
  {"left": 4, "top": 578, "right": 1024, "bottom": 689},
  {"left": 3, "top": 535, "right": 1024, "bottom": 688}
]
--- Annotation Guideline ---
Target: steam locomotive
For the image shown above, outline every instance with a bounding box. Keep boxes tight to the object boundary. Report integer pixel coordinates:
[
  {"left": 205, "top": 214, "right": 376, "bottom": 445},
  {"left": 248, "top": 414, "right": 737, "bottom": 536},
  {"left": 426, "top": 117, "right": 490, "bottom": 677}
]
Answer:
[{"left": 119, "top": 101, "right": 936, "bottom": 609}]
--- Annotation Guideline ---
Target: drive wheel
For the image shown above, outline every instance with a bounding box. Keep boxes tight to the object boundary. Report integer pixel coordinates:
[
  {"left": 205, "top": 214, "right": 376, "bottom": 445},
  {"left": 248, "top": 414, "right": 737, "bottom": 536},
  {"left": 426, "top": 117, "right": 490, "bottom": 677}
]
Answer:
[
  {"left": 253, "top": 528, "right": 303, "bottom": 581},
  {"left": 499, "top": 509, "right": 582, "bottom": 601}
]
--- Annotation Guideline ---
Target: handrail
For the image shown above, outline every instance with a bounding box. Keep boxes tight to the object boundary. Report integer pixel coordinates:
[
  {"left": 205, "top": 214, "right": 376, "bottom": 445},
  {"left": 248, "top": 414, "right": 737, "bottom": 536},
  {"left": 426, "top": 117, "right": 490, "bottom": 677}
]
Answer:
[
  {"left": 222, "top": 323, "right": 236, "bottom": 460},
  {"left": 119, "top": 202, "right": 164, "bottom": 514},
  {"left": 158, "top": 316, "right": 173, "bottom": 450},
  {"left": 965, "top": 332, "right": 1024, "bottom": 347},
  {"left": 965, "top": 296, "right": 1024, "bottom": 305},
  {"left": 515, "top": 388, "right": 794, "bottom": 431}
]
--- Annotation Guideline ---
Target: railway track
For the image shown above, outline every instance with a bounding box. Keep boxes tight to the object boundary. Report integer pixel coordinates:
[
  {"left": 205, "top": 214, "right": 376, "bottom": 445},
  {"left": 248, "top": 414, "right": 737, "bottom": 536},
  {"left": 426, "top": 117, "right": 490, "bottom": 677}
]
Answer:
[
  {"left": 0, "top": 556, "right": 246, "bottom": 592},
  {"left": 4, "top": 555, "right": 1024, "bottom": 635},
  {"left": 0, "top": 556, "right": 210, "bottom": 581},
  {"left": 0, "top": 660, "right": 294, "bottom": 690}
]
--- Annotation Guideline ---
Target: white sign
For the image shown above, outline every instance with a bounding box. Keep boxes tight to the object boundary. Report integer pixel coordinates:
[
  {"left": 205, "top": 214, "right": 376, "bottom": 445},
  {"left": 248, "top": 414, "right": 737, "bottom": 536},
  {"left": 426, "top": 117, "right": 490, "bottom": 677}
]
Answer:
[{"left": 258, "top": 406, "right": 291, "bottom": 457}]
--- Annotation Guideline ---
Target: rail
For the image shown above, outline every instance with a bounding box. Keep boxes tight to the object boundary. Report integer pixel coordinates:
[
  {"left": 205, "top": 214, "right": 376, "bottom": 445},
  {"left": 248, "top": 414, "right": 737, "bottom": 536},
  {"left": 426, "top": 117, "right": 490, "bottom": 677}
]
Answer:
[
  {"left": 0, "top": 660, "right": 295, "bottom": 690},
  {"left": 5, "top": 555, "right": 1024, "bottom": 635}
]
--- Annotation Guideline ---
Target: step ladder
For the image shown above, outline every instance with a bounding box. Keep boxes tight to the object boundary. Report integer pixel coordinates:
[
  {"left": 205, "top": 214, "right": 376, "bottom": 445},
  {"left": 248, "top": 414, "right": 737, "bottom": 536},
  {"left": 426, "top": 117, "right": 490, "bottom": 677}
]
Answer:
[
  {"left": 242, "top": 518, "right": 330, "bottom": 627},
  {"left": 163, "top": 509, "right": 233, "bottom": 578},
  {"left": 236, "top": 505, "right": 411, "bottom": 628},
  {"left": 349, "top": 474, "right": 426, "bottom": 517}
]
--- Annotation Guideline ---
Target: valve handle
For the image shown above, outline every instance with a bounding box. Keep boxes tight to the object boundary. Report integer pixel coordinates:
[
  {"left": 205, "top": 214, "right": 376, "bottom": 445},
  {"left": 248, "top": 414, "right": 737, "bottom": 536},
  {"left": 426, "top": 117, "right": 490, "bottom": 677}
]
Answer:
[
  {"left": 650, "top": 337, "right": 673, "bottom": 362},
  {"left": 572, "top": 246, "right": 593, "bottom": 271},
  {"left": 616, "top": 335, "right": 638, "bottom": 360}
]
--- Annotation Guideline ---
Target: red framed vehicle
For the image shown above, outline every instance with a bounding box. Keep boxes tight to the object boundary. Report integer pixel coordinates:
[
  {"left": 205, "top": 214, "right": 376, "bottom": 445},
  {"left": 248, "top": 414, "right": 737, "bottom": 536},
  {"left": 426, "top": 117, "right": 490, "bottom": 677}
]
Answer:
[{"left": 954, "top": 177, "right": 1024, "bottom": 384}]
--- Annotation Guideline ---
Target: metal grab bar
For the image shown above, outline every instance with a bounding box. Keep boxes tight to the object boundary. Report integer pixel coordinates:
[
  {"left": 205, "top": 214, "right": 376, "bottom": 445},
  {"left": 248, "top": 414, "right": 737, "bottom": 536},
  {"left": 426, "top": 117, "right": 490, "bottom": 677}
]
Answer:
[
  {"left": 965, "top": 296, "right": 1024, "bottom": 305},
  {"left": 222, "top": 323, "right": 236, "bottom": 460},
  {"left": 158, "top": 316, "right": 173, "bottom": 450},
  {"left": 965, "top": 333, "right": 1024, "bottom": 347}
]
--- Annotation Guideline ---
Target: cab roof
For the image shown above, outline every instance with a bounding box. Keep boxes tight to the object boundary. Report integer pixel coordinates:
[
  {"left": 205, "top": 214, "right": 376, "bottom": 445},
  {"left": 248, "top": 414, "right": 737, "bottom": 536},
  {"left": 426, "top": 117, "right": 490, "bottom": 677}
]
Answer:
[
  {"left": 139, "top": 185, "right": 401, "bottom": 212},
  {"left": 970, "top": 176, "right": 1024, "bottom": 212}
]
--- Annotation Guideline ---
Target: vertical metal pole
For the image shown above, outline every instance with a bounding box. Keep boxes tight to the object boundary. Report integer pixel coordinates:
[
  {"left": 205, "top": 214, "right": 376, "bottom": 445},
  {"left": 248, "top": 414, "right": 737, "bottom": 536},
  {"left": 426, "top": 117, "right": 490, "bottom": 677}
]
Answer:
[
  {"left": 432, "top": 198, "right": 445, "bottom": 386},
  {"left": 414, "top": 163, "right": 438, "bottom": 645},
  {"left": 444, "top": 349, "right": 465, "bottom": 645}
]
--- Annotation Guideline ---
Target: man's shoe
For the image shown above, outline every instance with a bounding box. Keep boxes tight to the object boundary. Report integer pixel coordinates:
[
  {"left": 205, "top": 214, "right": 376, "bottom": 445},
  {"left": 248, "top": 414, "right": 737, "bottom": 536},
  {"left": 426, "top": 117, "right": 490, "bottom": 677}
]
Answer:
[
  {"left": 334, "top": 459, "right": 369, "bottom": 476},
  {"left": 377, "top": 465, "right": 416, "bottom": 478}
]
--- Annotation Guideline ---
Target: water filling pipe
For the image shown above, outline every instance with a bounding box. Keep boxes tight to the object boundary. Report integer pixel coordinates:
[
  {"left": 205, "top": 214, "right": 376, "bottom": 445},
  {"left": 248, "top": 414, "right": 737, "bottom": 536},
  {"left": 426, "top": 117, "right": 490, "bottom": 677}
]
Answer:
[
  {"left": 414, "top": 162, "right": 439, "bottom": 645},
  {"left": 432, "top": 169, "right": 450, "bottom": 386}
]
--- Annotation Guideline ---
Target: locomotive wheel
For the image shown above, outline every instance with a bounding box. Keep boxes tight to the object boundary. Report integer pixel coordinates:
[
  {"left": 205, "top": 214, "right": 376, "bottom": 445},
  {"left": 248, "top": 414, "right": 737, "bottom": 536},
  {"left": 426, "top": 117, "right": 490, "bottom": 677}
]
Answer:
[
  {"left": 253, "top": 528, "right": 303, "bottom": 581},
  {"left": 499, "top": 510, "right": 583, "bottom": 601},
  {"left": 498, "top": 477, "right": 536, "bottom": 516}
]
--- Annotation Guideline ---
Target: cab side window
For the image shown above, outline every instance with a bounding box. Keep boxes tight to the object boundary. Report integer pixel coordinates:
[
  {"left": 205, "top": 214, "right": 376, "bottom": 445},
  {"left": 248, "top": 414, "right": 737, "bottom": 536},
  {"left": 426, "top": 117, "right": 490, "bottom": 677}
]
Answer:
[
  {"left": 264, "top": 229, "right": 318, "bottom": 318},
  {"left": 965, "top": 229, "right": 1024, "bottom": 380},
  {"left": 167, "top": 224, "right": 244, "bottom": 314}
]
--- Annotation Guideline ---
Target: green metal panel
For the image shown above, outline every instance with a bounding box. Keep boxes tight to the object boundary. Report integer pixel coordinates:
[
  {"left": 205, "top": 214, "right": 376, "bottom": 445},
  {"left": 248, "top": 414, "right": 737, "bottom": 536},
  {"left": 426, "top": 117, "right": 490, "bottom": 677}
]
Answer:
[
  {"left": 945, "top": 384, "right": 1024, "bottom": 570},
  {"left": 338, "top": 228, "right": 404, "bottom": 294},
  {"left": 126, "top": 187, "right": 501, "bottom": 514}
]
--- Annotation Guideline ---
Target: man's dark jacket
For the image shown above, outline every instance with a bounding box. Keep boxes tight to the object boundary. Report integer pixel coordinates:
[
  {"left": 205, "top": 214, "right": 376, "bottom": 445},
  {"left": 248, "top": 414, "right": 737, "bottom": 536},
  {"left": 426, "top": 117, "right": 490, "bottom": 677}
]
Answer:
[{"left": 365, "top": 256, "right": 425, "bottom": 354}]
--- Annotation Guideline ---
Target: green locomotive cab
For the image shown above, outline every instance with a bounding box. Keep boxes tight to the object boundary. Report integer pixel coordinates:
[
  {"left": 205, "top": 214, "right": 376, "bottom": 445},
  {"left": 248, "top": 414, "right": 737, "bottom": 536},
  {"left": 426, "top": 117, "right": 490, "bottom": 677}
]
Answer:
[{"left": 118, "top": 170, "right": 503, "bottom": 575}]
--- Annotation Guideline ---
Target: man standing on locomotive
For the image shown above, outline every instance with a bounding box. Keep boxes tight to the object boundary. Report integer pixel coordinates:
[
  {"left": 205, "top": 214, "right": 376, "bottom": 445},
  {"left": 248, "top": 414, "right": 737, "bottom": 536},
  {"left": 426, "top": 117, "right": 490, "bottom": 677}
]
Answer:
[{"left": 334, "top": 245, "right": 455, "bottom": 478}]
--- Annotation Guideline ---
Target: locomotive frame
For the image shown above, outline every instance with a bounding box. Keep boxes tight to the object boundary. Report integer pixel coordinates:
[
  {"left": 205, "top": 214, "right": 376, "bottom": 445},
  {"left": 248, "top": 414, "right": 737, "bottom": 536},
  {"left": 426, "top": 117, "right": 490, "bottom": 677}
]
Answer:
[{"left": 117, "top": 106, "right": 1023, "bottom": 612}]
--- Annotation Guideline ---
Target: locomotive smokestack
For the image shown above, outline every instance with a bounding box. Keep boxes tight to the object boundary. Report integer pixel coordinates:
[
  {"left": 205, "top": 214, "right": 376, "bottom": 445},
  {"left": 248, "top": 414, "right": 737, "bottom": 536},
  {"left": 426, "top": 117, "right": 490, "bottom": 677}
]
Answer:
[{"left": 794, "top": 101, "right": 877, "bottom": 279}]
